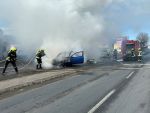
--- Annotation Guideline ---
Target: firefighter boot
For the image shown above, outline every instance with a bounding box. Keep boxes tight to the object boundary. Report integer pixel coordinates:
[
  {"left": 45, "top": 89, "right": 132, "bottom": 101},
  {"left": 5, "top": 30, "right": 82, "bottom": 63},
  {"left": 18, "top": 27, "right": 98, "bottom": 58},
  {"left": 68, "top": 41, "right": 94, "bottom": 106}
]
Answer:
[
  {"left": 15, "top": 67, "right": 18, "bottom": 74},
  {"left": 39, "top": 64, "right": 42, "bottom": 69},
  {"left": 36, "top": 64, "right": 39, "bottom": 69},
  {"left": 2, "top": 66, "right": 7, "bottom": 75}
]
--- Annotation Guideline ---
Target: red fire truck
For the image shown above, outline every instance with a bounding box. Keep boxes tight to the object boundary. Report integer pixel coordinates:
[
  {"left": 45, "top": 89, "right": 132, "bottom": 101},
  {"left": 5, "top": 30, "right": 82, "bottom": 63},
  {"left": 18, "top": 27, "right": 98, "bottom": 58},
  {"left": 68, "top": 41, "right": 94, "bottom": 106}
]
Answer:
[{"left": 122, "top": 40, "right": 141, "bottom": 61}]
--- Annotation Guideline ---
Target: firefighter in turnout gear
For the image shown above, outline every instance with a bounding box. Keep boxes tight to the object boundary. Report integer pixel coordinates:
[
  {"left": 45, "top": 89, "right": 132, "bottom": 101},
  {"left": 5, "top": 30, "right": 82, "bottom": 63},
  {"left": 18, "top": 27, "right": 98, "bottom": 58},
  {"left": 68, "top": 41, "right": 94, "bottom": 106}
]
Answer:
[
  {"left": 36, "top": 49, "right": 45, "bottom": 69},
  {"left": 113, "top": 49, "right": 118, "bottom": 60},
  {"left": 138, "top": 48, "right": 142, "bottom": 61},
  {"left": 2, "top": 47, "right": 18, "bottom": 74},
  {"left": 131, "top": 48, "right": 135, "bottom": 61}
]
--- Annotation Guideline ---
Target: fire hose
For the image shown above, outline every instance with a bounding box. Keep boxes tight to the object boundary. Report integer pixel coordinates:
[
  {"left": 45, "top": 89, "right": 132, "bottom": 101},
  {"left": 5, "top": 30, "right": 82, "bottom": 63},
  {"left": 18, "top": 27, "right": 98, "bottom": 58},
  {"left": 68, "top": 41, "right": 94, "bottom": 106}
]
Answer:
[
  {"left": 17, "top": 56, "right": 36, "bottom": 70},
  {"left": 0, "top": 60, "right": 5, "bottom": 69},
  {"left": 0, "top": 55, "right": 50, "bottom": 72},
  {"left": 18, "top": 55, "right": 52, "bottom": 70},
  {"left": 0, "top": 56, "right": 36, "bottom": 72}
]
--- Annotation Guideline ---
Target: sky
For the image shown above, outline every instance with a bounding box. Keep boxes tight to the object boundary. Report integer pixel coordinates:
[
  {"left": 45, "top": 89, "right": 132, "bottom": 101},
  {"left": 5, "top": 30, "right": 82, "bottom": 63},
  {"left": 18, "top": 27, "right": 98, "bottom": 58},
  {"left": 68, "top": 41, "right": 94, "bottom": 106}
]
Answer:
[
  {"left": 122, "top": 30, "right": 150, "bottom": 40},
  {"left": 101, "top": 0, "right": 150, "bottom": 40},
  {"left": 0, "top": 0, "right": 149, "bottom": 34},
  {"left": 0, "top": 20, "right": 8, "bottom": 28},
  {"left": 2, "top": 0, "right": 149, "bottom": 38}
]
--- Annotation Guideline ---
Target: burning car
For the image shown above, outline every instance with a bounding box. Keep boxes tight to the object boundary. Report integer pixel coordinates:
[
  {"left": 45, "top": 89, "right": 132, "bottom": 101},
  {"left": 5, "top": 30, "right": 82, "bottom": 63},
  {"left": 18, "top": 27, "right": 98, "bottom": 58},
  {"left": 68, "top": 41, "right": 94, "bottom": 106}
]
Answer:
[{"left": 52, "top": 51, "right": 84, "bottom": 67}]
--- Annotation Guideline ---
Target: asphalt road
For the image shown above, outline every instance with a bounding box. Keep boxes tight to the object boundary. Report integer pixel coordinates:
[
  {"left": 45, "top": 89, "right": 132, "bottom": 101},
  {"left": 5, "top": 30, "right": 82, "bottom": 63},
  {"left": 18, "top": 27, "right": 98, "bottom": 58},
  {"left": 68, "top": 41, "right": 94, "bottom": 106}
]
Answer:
[
  {"left": 96, "top": 62, "right": 150, "bottom": 113},
  {"left": 0, "top": 63, "right": 137, "bottom": 113}
]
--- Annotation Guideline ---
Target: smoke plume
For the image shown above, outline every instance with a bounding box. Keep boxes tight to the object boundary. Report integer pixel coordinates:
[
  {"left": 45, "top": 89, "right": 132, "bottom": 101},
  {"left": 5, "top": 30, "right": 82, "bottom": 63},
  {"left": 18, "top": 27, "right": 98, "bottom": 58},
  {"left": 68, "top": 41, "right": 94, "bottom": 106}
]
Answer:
[{"left": 0, "top": 0, "right": 149, "bottom": 68}]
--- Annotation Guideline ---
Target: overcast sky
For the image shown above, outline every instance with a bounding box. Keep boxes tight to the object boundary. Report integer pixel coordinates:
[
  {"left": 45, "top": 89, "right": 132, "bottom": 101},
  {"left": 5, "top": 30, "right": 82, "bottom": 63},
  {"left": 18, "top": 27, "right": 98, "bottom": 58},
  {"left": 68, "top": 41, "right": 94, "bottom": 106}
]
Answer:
[
  {"left": 0, "top": 0, "right": 149, "bottom": 38},
  {"left": 103, "top": 0, "right": 150, "bottom": 38}
]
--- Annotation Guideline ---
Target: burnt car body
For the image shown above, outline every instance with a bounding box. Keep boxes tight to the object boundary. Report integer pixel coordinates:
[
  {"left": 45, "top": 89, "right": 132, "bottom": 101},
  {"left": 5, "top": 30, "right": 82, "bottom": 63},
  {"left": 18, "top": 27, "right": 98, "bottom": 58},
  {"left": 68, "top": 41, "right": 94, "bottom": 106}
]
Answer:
[{"left": 52, "top": 51, "right": 84, "bottom": 67}]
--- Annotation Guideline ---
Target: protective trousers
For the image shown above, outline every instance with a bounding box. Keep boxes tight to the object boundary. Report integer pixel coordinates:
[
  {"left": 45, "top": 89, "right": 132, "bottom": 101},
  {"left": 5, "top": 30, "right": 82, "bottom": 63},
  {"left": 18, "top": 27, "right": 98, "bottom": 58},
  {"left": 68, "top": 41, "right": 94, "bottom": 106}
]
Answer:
[
  {"left": 36, "top": 58, "right": 42, "bottom": 69},
  {"left": 2, "top": 60, "right": 18, "bottom": 73}
]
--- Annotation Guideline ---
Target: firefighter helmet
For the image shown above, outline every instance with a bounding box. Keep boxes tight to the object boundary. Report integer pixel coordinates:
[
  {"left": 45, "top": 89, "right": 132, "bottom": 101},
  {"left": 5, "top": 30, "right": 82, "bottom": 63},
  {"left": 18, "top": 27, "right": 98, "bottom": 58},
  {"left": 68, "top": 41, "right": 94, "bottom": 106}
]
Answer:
[
  {"left": 37, "top": 49, "right": 44, "bottom": 53},
  {"left": 10, "top": 47, "right": 17, "bottom": 51}
]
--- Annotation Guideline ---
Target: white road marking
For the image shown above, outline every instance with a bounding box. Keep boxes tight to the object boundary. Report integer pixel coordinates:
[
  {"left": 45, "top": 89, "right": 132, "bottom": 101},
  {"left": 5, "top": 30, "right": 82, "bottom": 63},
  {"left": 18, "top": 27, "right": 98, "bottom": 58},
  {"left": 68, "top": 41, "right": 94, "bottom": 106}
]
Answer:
[
  {"left": 126, "top": 71, "right": 134, "bottom": 79},
  {"left": 142, "top": 64, "right": 150, "bottom": 66},
  {"left": 119, "top": 67, "right": 140, "bottom": 70},
  {"left": 117, "top": 59, "right": 123, "bottom": 62},
  {"left": 122, "top": 64, "right": 149, "bottom": 66},
  {"left": 88, "top": 89, "right": 116, "bottom": 113}
]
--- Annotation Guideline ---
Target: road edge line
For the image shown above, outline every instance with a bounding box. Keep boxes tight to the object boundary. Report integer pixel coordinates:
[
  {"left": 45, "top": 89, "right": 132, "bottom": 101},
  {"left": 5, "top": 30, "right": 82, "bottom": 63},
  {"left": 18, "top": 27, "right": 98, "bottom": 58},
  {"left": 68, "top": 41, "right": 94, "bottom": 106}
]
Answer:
[
  {"left": 87, "top": 89, "right": 116, "bottom": 113},
  {"left": 126, "top": 71, "right": 134, "bottom": 79}
]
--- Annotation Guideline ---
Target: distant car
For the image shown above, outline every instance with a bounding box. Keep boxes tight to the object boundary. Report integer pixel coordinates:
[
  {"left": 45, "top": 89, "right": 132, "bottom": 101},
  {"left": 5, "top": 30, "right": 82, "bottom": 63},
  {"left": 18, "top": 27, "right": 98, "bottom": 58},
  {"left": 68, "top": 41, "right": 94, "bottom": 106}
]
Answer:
[
  {"left": 87, "top": 59, "right": 96, "bottom": 64},
  {"left": 52, "top": 51, "right": 84, "bottom": 67}
]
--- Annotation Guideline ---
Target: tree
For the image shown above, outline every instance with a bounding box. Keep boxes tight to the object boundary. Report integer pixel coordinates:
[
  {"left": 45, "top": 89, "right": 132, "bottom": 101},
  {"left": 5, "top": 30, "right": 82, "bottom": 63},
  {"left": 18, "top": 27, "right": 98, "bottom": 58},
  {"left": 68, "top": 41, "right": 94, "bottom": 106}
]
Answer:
[{"left": 136, "top": 32, "right": 149, "bottom": 49}]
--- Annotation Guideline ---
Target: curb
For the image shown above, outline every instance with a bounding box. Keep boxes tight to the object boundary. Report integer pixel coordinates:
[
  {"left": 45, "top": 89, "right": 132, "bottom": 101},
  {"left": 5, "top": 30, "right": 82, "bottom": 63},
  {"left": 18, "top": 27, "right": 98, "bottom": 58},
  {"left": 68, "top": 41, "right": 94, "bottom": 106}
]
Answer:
[{"left": 0, "top": 70, "right": 84, "bottom": 95}]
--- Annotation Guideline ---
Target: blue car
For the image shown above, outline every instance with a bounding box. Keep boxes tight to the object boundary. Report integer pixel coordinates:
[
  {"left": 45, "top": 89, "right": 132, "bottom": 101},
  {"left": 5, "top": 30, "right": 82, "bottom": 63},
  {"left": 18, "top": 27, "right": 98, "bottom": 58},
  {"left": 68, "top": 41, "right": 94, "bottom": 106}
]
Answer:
[{"left": 52, "top": 51, "right": 84, "bottom": 67}]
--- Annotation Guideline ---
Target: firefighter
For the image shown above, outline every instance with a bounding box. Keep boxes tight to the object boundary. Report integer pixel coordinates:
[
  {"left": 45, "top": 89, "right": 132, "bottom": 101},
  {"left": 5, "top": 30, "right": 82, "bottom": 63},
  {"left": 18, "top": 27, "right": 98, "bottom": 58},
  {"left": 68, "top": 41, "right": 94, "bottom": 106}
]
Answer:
[
  {"left": 131, "top": 48, "right": 135, "bottom": 56},
  {"left": 36, "top": 49, "right": 45, "bottom": 69},
  {"left": 2, "top": 47, "right": 18, "bottom": 74},
  {"left": 131, "top": 48, "right": 135, "bottom": 61},
  {"left": 138, "top": 48, "right": 142, "bottom": 61},
  {"left": 113, "top": 49, "right": 118, "bottom": 60}
]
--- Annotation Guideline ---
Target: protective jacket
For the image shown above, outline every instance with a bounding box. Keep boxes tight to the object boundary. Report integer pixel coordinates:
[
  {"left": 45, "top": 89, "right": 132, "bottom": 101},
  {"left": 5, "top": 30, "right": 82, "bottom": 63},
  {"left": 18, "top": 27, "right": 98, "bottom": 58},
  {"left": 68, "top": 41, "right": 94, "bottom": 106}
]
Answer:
[
  {"left": 6, "top": 51, "right": 17, "bottom": 62},
  {"left": 36, "top": 50, "right": 45, "bottom": 59}
]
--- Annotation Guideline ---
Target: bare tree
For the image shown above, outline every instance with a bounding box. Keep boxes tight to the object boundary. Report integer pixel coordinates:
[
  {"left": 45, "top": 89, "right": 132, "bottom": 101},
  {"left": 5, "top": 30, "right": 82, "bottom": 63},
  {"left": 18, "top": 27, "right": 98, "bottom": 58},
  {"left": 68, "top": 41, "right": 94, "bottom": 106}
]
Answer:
[{"left": 136, "top": 32, "right": 149, "bottom": 49}]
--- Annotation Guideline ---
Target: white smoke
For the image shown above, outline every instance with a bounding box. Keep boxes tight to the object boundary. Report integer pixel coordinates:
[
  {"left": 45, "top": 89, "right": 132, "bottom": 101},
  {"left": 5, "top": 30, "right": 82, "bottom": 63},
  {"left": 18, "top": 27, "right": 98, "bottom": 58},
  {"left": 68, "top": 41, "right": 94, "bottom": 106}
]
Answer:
[{"left": 0, "top": 0, "right": 149, "bottom": 68}]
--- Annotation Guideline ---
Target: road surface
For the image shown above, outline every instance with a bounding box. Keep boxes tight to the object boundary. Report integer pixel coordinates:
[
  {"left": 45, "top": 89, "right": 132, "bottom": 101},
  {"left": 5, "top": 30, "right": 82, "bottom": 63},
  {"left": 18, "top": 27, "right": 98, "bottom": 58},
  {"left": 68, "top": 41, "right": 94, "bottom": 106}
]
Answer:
[{"left": 0, "top": 59, "right": 150, "bottom": 113}]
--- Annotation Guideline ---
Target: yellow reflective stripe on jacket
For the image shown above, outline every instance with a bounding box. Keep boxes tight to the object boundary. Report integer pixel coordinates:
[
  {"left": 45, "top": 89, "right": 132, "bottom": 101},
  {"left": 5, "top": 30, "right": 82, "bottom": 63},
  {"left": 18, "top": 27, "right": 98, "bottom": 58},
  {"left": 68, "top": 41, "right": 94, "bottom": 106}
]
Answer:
[{"left": 6, "top": 57, "right": 10, "bottom": 61}]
